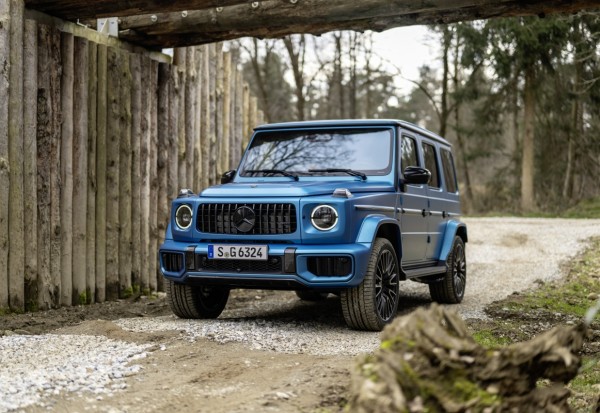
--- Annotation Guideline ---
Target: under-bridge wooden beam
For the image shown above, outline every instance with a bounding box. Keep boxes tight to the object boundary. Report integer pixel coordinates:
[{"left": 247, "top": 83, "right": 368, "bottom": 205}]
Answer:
[
  {"left": 117, "top": 0, "right": 599, "bottom": 48},
  {"left": 24, "top": 0, "right": 249, "bottom": 20}
]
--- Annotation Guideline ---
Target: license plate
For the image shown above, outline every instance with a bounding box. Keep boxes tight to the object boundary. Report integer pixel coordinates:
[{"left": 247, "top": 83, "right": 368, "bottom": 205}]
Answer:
[{"left": 208, "top": 244, "right": 268, "bottom": 261}]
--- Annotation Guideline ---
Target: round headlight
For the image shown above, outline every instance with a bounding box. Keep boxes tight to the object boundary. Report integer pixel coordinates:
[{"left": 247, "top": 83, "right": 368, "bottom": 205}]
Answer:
[
  {"left": 311, "top": 205, "right": 338, "bottom": 231},
  {"left": 175, "top": 204, "right": 193, "bottom": 230}
]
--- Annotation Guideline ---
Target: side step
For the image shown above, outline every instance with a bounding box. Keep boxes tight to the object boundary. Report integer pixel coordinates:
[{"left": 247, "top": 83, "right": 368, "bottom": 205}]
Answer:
[{"left": 404, "top": 265, "right": 446, "bottom": 279}]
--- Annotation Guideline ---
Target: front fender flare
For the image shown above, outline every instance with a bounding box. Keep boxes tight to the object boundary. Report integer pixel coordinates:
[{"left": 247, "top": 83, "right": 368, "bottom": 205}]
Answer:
[
  {"left": 356, "top": 215, "right": 400, "bottom": 244},
  {"left": 438, "top": 220, "right": 467, "bottom": 263}
]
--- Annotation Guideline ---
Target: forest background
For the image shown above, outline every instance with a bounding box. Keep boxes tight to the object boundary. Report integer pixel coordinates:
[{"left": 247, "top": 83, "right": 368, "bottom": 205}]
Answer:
[{"left": 232, "top": 13, "right": 600, "bottom": 215}]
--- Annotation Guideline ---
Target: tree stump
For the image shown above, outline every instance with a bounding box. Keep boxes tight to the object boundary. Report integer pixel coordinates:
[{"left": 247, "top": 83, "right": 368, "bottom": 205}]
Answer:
[{"left": 350, "top": 304, "right": 586, "bottom": 413}]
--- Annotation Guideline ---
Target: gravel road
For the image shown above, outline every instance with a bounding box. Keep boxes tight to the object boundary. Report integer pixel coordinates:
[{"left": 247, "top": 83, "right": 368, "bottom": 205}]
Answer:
[{"left": 2, "top": 217, "right": 600, "bottom": 412}]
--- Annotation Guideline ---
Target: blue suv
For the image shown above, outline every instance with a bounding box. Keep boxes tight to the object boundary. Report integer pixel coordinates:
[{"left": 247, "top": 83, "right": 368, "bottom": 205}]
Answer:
[{"left": 159, "top": 120, "right": 467, "bottom": 331}]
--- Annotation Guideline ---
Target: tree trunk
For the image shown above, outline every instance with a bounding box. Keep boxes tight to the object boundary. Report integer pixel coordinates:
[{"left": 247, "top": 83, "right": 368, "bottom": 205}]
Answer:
[
  {"left": 95, "top": 44, "right": 108, "bottom": 303},
  {"left": 59, "top": 32, "right": 74, "bottom": 307},
  {"left": 0, "top": 0, "right": 10, "bottom": 309},
  {"left": 118, "top": 49, "right": 132, "bottom": 297},
  {"left": 241, "top": 81, "right": 250, "bottom": 150},
  {"left": 105, "top": 46, "right": 121, "bottom": 301},
  {"left": 230, "top": 66, "right": 243, "bottom": 168},
  {"left": 130, "top": 53, "right": 142, "bottom": 291},
  {"left": 562, "top": 22, "right": 582, "bottom": 201},
  {"left": 72, "top": 36, "right": 89, "bottom": 305},
  {"left": 438, "top": 26, "right": 452, "bottom": 138},
  {"left": 23, "top": 18, "right": 38, "bottom": 310},
  {"left": 283, "top": 36, "right": 306, "bottom": 121},
  {"left": 86, "top": 41, "right": 97, "bottom": 303},
  {"left": 521, "top": 66, "right": 536, "bottom": 212}
]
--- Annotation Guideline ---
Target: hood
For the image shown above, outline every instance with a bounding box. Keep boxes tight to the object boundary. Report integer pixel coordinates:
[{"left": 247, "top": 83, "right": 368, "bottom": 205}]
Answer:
[{"left": 200, "top": 180, "right": 395, "bottom": 197}]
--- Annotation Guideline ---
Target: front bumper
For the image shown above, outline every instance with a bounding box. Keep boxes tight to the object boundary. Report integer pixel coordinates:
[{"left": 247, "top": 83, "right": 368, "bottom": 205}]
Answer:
[{"left": 159, "top": 239, "right": 372, "bottom": 289}]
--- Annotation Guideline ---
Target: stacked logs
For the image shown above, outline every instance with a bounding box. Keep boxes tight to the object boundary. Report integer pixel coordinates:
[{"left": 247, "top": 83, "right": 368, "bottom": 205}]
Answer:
[{"left": 0, "top": 4, "right": 263, "bottom": 311}]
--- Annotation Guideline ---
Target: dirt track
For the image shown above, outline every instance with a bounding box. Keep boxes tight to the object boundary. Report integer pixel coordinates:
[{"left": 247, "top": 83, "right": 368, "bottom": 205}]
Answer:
[{"left": 2, "top": 217, "right": 600, "bottom": 413}]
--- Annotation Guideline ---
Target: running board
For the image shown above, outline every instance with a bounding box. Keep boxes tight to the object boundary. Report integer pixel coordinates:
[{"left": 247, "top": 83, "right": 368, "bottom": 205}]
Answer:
[{"left": 403, "top": 265, "right": 447, "bottom": 279}]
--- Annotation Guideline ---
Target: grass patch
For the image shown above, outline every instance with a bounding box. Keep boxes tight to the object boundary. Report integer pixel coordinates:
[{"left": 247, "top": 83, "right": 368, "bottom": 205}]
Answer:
[{"left": 471, "top": 237, "right": 600, "bottom": 412}]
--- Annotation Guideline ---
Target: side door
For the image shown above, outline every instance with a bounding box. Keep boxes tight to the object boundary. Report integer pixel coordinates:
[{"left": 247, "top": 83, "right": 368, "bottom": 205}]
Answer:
[
  {"left": 421, "top": 140, "right": 445, "bottom": 260},
  {"left": 397, "top": 134, "right": 428, "bottom": 264}
]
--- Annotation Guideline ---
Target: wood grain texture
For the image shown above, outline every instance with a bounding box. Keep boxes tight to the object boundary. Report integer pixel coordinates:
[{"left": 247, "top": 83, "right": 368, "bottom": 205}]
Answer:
[
  {"left": 0, "top": 0, "right": 10, "bottom": 309},
  {"left": 118, "top": 0, "right": 600, "bottom": 48},
  {"left": 130, "top": 53, "right": 142, "bottom": 291},
  {"left": 72, "top": 35, "right": 89, "bottom": 305},
  {"left": 86, "top": 41, "right": 97, "bottom": 304}
]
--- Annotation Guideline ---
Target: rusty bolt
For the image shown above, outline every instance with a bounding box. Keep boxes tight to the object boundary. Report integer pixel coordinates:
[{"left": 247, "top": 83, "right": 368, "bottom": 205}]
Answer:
[
  {"left": 150, "top": 14, "right": 158, "bottom": 22},
  {"left": 251, "top": 2, "right": 259, "bottom": 8}
]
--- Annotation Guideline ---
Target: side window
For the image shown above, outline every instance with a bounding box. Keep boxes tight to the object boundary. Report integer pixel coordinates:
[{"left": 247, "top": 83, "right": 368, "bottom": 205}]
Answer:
[
  {"left": 401, "top": 136, "right": 419, "bottom": 169},
  {"left": 422, "top": 143, "right": 440, "bottom": 189},
  {"left": 441, "top": 149, "right": 458, "bottom": 193}
]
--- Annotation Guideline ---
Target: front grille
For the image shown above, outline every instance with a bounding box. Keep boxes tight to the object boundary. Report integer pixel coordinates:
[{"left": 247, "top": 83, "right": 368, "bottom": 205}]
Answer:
[
  {"left": 195, "top": 255, "right": 282, "bottom": 273},
  {"left": 307, "top": 256, "right": 352, "bottom": 277},
  {"left": 162, "top": 252, "right": 184, "bottom": 272},
  {"left": 198, "top": 203, "right": 297, "bottom": 235}
]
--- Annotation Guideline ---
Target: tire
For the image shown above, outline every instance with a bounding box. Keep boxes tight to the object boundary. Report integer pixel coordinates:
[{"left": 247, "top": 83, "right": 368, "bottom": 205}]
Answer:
[
  {"left": 429, "top": 236, "right": 466, "bottom": 304},
  {"left": 295, "top": 290, "right": 329, "bottom": 301},
  {"left": 341, "top": 238, "right": 400, "bottom": 331},
  {"left": 166, "top": 280, "right": 230, "bottom": 319}
]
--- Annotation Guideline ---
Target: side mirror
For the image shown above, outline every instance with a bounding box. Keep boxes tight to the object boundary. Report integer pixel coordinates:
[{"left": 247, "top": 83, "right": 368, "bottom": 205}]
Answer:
[
  {"left": 221, "top": 170, "right": 236, "bottom": 184},
  {"left": 402, "top": 166, "right": 431, "bottom": 186}
]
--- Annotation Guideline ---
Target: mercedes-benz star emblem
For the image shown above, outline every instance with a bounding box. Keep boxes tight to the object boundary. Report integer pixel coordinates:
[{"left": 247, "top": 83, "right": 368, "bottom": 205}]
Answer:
[{"left": 232, "top": 206, "right": 256, "bottom": 232}]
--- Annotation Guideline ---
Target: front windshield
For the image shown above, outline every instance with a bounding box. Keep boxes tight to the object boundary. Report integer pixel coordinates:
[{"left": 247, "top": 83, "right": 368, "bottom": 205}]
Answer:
[{"left": 240, "top": 128, "right": 393, "bottom": 177}]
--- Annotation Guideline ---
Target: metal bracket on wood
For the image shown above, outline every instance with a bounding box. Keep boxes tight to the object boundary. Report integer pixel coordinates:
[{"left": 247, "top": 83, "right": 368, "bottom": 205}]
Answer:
[{"left": 97, "top": 17, "right": 119, "bottom": 37}]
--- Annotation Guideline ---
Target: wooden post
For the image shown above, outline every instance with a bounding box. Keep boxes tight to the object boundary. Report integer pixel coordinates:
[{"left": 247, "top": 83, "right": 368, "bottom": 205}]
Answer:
[
  {"left": 214, "top": 46, "right": 224, "bottom": 182},
  {"left": 105, "top": 46, "right": 121, "bottom": 301},
  {"left": 95, "top": 44, "right": 107, "bottom": 303},
  {"left": 156, "top": 62, "right": 170, "bottom": 292},
  {"left": 193, "top": 46, "right": 203, "bottom": 190},
  {"left": 185, "top": 47, "right": 196, "bottom": 187},
  {"left": 72, "top": 36, "right": 89, "bottom": 305},
  {"left": 8, "top": 0, "right": 25, "bottom": 311},
  {"left": 150, "top": 61, "right": 160, "bottom": 292},
  {"left": 130, "top": 53, "right": 142, "bottom": 292},
  {"left": 118, "top": 48, "right": 132, "bottom": 297},
  {"left": 23, "top": 18, "right": 38, "bottom": 310},
  {"left": 59, "top": 32, "right": 74, "bottom": 307},
  {"left": 36, "top": 25, "right": 61, "bottom": 309},
  {"left": 86, "top": 41, "right": 97, "bottom": 304},
  {"left": 168, "top": 55, "right": 179, "bottom": 198},
  {"left": 208, "top": 43, "right": 218, "bottom": 186},
  {"left": 174, "top": 48, "right": 186, "bottom": 188},
  {"left": 221, "top": 51, "right": 231, "bottom": 175},
  {"left": 200, "top": 44, "right": 210, "bottom": 190},
  {"left": 0, "top": 0, "right": 10, "bottom": 309},
  {"left": 139, "top": 56, "right": 151, "bottom": 292}
]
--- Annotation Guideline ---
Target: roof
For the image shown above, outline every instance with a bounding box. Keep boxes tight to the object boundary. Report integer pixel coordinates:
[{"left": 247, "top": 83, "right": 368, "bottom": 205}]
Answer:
[{"left": 254, "top": 119, "right": 451, "bottom": 146}]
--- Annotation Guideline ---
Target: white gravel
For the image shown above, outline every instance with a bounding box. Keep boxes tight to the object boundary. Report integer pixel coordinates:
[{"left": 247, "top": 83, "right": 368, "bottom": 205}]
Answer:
[
  {"left": 2, "top": 217, "right": 600, "bottom": 412},
  {"left": 0, "top": 334, "right": 151, "bottom": 412}
]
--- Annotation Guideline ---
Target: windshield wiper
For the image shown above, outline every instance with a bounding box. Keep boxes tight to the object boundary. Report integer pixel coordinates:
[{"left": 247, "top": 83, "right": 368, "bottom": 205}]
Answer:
[
  {"left": 246, "top": 169, "right": 299, "bottom": 181},
  {"left": 308, "top": 168, "right": 367, "bottom": 180}
]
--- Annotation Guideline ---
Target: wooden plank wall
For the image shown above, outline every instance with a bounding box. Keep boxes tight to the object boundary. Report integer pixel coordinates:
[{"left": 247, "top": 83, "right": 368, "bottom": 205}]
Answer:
[{"left": 0, "top": 5, "right": 260, "bottom": 311}]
